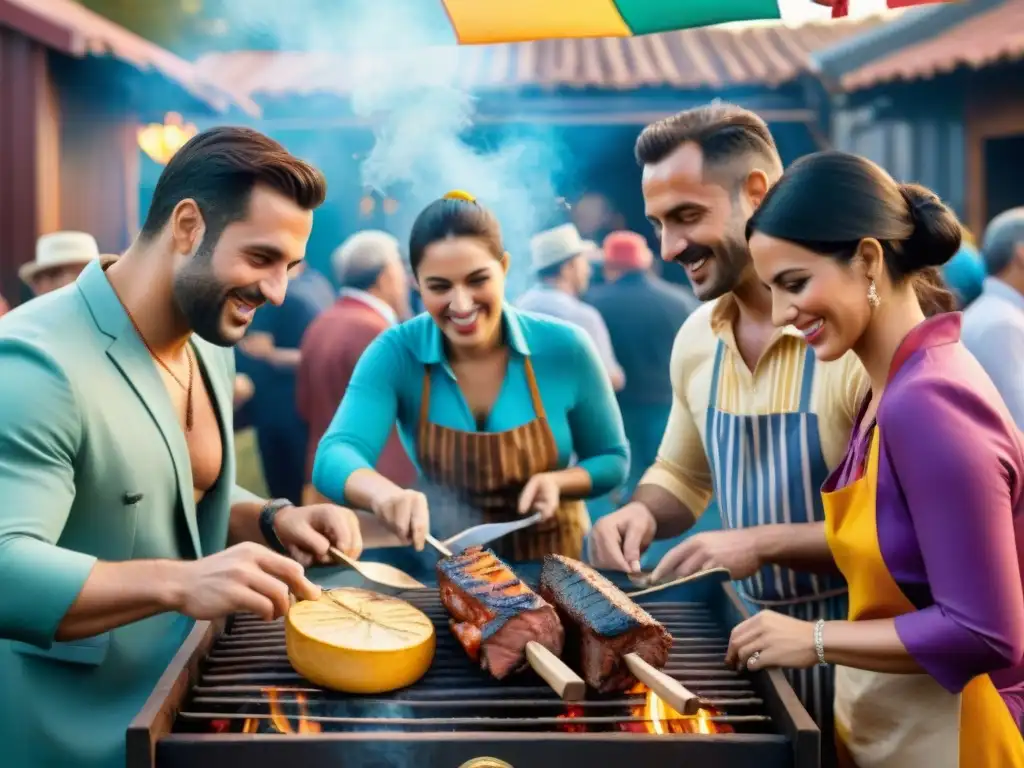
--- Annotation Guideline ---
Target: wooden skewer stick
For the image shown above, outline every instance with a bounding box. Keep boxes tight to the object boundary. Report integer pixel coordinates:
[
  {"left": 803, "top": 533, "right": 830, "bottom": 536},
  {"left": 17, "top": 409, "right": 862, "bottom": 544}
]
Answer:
[
  {"left": 624, "top": 653, "right": 702, "bottom": 715},
  {"left": 626, "top": 567, "right": 732, "bottom": 599},
  {"left": 525, "top": 641, "right": 587, "bottom": 702}
]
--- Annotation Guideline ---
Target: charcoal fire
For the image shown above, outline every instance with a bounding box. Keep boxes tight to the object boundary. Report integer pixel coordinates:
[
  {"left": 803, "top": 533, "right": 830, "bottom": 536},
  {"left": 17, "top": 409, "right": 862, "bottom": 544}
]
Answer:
[
  {"left": 436, "top": 546, "right": 564, "bottom": 679},
  {"left": 237, "top": 688, "right": 322, "bottom": 735},
  {"left": 622, "top": 684, "right": 733, "bottom": 735},
  {"left": 555, "top": 684, "right": 734, "bottom": 735}
]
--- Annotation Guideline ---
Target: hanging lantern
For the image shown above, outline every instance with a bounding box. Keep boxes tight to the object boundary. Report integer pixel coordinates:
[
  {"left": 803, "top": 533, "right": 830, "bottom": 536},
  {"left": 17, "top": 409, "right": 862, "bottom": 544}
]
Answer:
[{"left": 137, "top": 113, "right": 198, "bottom": 166}]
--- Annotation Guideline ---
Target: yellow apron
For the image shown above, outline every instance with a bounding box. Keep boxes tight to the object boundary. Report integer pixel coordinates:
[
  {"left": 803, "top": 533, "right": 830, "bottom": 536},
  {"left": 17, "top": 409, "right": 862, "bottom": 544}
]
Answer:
[{"left": 822, "top": 427, "right": 1024, "bottom": 768}]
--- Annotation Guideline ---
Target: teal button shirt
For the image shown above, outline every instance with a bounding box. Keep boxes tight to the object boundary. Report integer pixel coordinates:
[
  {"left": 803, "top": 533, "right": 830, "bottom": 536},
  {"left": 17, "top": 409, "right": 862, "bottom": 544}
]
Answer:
[
  {"left": 313, "top": 306, "right": 629, "bottom": 508},
  {"left": 0, "top": 261, "right": 261, "bottom": 768}
]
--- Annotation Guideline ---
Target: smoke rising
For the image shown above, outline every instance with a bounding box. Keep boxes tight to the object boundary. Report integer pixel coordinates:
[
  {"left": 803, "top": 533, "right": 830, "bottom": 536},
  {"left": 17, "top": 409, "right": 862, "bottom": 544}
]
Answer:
[
  {"left": 346, "top": 6, "right": 565, "bottom": 296},
  {"left": 215, "top": 0, "right": 567, "bottom": 296}
]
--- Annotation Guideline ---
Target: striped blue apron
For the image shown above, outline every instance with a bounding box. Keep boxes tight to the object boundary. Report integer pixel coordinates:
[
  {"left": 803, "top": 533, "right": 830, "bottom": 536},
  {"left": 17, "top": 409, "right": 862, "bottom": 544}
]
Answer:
[{"left": 705, "top": 339, "right": 848, "bottom": 738}]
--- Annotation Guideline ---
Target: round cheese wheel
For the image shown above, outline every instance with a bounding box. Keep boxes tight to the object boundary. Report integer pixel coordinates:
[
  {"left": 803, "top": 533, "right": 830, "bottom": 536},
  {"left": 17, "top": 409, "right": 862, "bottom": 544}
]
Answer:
[{"left": 286, "top": 587, "right": 436, "bottom": 694}]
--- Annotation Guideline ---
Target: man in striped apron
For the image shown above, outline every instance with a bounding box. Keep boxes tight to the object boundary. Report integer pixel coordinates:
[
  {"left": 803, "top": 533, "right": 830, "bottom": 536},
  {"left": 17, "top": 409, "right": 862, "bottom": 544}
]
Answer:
[{"left": 588, "top": 104, "right": 868, "bottom": 752}]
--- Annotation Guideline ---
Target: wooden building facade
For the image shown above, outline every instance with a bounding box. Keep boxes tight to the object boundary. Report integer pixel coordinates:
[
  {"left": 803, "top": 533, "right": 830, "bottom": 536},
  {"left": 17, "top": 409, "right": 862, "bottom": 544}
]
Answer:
[
  {"left": 0, "top": 0, "right": 254, "bottom": 306},
  {"left": 187, "top": 17, "right": 881, "bottom": 293},
  {"left": 816, "top": 0, "right": 1024, "bottom": 236}
]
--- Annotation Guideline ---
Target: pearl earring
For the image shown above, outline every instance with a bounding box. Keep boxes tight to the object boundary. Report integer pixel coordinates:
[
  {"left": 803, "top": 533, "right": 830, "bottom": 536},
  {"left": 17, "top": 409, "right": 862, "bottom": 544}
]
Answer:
[{"left": 867, "top": 279, "right": 881, "bottom": 308}]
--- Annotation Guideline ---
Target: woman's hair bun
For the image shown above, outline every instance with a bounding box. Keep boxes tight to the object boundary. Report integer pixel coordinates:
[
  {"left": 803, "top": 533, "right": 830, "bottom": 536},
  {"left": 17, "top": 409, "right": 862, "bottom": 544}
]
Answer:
[{"left": 897, "top": 183, "right": 962, "bottom": 270}]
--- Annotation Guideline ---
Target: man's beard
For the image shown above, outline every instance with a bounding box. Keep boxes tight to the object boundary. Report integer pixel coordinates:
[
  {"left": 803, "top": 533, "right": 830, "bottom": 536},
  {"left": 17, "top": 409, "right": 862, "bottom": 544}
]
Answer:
[
  {"left": 673, "top": 230, "right": 751, "bottom": 302},
  {"left": 171, "top": 241, "right": 264, "bottom": 347}
]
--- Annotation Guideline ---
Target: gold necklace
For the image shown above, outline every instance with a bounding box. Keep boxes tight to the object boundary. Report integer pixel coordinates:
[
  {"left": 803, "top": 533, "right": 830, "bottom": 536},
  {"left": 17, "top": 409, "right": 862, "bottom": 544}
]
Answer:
[{"left": 123, "top": 306, "right": 194, "bottom": 432}]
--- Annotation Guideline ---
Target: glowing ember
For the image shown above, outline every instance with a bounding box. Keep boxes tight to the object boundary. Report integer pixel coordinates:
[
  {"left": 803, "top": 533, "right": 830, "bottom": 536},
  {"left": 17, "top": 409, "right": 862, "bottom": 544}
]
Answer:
[{"left": 556, "top": 704, "right": 587, "bottom": 733}]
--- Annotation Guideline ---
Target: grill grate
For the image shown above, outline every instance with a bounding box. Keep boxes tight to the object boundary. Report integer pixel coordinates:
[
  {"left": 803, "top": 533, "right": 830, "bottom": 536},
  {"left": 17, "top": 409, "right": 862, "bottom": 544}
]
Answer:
[{"left": 174, "top": 589, "right": 772, "bottom": 735}]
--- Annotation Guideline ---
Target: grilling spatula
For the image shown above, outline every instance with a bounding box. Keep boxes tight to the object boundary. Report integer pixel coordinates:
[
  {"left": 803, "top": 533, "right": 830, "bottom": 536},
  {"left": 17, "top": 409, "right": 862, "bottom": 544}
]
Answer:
[
  {"left": 323, "top": 547, "right": 429, "bottom": 591},
  {"left": 442, "top": 512, "right": 544, "bottom": 555}
]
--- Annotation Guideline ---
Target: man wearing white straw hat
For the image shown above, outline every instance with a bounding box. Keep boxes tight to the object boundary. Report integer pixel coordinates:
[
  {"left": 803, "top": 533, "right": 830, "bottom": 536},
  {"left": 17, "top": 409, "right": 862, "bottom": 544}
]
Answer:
[
  {"left": 517, "top": 222, "right": 624, "bottom": 390},
  {"left": 19, "top": 231, "right": 103, "bottom": 297}
]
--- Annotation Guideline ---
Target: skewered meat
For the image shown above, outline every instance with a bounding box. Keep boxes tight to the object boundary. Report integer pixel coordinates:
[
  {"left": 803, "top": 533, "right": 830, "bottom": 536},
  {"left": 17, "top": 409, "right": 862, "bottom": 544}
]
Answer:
[
  {"left": 437, "top": 547, "right": 564, "bottom": 679},
  {"left": 539, "top": 554, "right": 672, "bottom": 693}
]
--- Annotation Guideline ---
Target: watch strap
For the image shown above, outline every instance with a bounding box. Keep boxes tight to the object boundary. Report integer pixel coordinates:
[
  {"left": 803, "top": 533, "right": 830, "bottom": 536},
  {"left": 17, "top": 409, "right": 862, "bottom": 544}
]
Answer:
[{"left": 259, "top": 498, "right": 293, "bottom": 554}]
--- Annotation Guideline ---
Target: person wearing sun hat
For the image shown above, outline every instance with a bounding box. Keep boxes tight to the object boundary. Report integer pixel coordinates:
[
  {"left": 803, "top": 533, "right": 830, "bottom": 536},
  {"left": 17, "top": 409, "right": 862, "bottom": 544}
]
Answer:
[
  {"left": 19, "top": 231, "right": 103, "bottom": 297},
  {"left": 516, "top": 222, "right": 625, "bottom": 390}
]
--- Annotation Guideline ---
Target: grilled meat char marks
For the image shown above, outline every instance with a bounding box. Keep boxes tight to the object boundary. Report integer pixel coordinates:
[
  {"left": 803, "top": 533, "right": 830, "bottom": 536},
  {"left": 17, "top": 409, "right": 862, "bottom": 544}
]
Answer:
[
  {"left": 437, "top": 547, "right": 564, "bottom": 679},
  {"left": 539, "top": 555, "right": 672, "bottom": 693}
]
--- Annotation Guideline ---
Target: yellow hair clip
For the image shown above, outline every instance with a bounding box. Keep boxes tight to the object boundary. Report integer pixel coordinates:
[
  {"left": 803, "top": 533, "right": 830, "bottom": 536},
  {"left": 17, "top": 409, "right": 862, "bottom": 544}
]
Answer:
[{"left": 443, "top": 189, "right": 476, "bottom": 203}]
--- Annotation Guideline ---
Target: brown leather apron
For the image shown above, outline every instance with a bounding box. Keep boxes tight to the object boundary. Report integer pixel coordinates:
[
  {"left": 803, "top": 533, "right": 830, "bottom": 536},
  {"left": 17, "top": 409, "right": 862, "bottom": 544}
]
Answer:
[{"left": 415, "top": 358, "right": 589, "bottom": 562}]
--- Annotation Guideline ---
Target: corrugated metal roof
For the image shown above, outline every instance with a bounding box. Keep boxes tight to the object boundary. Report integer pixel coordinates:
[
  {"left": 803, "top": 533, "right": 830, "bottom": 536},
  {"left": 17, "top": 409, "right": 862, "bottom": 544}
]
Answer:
[
  {"left": 194, "top": 17, "right": 884, "bottom": 100},
  {"left": 0, "top": 0, "right": 258, "bottom": 114},
  {"left": 843, "top": 0, "right": 1024, "bottom": 89}
]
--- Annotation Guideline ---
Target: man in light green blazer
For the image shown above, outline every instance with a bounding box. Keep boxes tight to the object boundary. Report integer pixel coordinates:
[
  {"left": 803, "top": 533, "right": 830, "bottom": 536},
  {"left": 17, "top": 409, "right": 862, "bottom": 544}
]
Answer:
[{"left": 0, "top": 127, "right": 364, "bottom": 768}]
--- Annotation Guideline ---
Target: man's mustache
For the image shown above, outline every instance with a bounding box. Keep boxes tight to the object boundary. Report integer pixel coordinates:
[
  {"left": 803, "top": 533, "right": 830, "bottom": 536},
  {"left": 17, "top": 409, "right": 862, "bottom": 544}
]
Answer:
[
  {"left": 672, "top": 242, "right": 715, "bottom": 265},
  {"left": 229, "top": 284, "right": 266, "bottom": 307}
]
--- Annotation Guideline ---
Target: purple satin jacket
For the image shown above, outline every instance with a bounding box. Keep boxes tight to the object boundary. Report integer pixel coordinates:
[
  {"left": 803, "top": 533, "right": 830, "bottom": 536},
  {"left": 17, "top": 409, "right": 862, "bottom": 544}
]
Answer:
[{"left": 824, "top": 313, "right": 1024, "bottom": 726}]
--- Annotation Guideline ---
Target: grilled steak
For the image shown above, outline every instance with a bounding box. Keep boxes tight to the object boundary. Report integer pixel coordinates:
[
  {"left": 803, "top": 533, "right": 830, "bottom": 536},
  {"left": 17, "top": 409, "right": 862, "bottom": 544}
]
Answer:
[
  {"left": 437, "top": 546, "right": 564, "bottom": 679},
  {"left": 539, "top": 554, "right": 672, "bottom": 692}
]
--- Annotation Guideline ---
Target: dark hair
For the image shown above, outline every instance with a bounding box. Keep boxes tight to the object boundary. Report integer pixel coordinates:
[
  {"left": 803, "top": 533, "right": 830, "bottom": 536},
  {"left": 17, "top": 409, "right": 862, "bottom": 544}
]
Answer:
[
  {"left": 408, "top": 193, "right": 504, "bottom": 275},
  {"left": 746, "top": 151, "right": 960, "bottom": 316},
  {"left": 635, "top": 102, "right": 782, "bottom": 185},
  {"left": 140, "top": 126, "right": 327, "bottom": 243}
]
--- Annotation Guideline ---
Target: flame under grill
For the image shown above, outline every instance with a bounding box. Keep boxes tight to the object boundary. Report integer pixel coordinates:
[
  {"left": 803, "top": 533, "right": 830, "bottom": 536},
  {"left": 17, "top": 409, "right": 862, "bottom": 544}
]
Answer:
[
  {"left": 178, "top": 593, "right": 762, "bottom": 734},
  {"left": 130, "top": 569, "right": 820, "bottom": 768}
]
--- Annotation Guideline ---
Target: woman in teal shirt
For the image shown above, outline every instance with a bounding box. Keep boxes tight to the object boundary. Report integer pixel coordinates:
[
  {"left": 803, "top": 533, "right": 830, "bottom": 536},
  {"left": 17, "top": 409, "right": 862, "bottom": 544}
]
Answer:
[{"left": 314, "top": 191, "right": 628, "bottom": 563}]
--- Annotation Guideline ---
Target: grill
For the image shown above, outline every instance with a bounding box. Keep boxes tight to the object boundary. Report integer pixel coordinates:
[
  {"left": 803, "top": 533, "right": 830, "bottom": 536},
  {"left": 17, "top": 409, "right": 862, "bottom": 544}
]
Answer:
[{"left": 128, "top": 564, "right": 819, "bottom": 768}]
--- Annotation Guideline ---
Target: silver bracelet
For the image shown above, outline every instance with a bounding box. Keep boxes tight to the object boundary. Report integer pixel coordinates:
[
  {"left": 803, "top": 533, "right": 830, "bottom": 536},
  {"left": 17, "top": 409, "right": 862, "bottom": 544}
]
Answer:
[{"left": 813, "top": 619, "right": 828, "bottom": 666}]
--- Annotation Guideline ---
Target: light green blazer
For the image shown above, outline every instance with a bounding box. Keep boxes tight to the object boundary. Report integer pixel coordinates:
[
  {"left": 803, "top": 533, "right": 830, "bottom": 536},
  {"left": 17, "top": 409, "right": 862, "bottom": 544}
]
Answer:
[{"left": 0, "top": 260, "right": 262, "bottom": 768}]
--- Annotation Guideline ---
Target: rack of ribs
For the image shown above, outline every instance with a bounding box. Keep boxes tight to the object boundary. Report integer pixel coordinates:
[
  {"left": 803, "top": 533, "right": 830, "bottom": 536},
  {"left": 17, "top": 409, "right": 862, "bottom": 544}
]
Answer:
[
  {"left": 436, "top": 547, "right": 584, "bottom": 700},
  {"left": 539, "top": 555, "right": 701, "bottom": 714}
]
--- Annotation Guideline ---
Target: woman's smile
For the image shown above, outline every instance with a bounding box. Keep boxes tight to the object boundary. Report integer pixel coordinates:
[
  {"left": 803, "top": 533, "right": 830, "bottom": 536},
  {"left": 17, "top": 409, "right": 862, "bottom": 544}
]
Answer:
[
  {"left": 798, "top": 318, "right": 825, "bottom": 344},
  {"left": 446, "top": 307, "right": 482, "bottom": 336}
]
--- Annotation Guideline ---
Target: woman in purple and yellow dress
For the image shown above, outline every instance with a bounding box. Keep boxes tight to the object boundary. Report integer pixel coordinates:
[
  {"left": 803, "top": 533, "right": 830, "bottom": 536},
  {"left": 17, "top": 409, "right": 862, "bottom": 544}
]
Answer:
[{"left": 723, "top": 151, "right": 1024, "bottom": 767}]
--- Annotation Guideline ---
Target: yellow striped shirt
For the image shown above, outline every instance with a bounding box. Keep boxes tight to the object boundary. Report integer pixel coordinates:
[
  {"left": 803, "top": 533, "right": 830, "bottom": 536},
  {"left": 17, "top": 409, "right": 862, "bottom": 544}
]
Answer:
[{"left": 641, "top": 295, "right": 870, "bottom": 516}]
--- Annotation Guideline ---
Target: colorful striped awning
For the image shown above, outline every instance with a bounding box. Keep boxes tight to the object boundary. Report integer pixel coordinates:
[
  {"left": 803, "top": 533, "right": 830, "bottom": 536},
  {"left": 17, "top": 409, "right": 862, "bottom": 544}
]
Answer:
[
  {"left": 443, "top": 0, "right": 784, "bottom": 44},
  {"left": 438, "top": 0, "right": 954, "bottom": 45}
]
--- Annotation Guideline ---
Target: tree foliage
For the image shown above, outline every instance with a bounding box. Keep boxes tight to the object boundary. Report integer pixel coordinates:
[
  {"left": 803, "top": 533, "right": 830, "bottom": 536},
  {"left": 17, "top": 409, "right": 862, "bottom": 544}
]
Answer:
[{"left": 76, "top": 0, "right": 196, "bottom": 49}]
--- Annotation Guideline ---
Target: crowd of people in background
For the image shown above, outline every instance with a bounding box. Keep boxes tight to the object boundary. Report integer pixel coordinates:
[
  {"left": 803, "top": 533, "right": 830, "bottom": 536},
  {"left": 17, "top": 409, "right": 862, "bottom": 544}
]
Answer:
[{"left": 4, "top": 105, "right": 1024, "bottom": 768}]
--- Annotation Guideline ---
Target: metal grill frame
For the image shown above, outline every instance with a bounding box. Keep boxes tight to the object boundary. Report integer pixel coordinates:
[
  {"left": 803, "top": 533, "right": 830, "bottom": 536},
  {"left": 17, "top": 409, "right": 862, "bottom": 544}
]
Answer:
[{"left": 128, "top": 571, "right": 820, "bottom": 768}]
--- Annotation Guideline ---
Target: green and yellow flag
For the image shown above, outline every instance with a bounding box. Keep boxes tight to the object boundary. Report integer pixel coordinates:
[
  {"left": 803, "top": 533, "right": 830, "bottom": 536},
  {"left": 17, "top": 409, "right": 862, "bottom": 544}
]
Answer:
[{"left": 441, "top": 0, "right": 783, "bottom": 44}]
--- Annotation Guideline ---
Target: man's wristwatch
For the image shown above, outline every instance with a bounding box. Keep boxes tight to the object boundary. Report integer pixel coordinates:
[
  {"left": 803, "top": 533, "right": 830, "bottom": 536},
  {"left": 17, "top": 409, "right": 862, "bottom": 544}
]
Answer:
[{"left": 259, "top": 498, "right": 294, "bottom": 554}]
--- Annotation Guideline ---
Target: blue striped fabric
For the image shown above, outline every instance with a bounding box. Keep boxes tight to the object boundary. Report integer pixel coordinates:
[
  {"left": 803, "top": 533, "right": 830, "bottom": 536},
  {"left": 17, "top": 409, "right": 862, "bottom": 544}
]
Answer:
[{"left": 706, "top": 342, "right": 847, "bottom": 604}]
